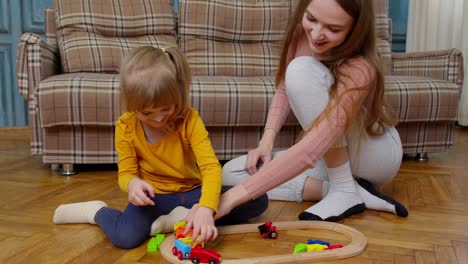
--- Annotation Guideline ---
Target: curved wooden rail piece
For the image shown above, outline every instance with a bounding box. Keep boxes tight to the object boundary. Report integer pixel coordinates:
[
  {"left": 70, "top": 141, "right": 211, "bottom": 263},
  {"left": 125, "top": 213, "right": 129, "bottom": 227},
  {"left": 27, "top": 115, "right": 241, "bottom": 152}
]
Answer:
[{"left": 160, "top": 220, "right": 367, "bottom": 264}]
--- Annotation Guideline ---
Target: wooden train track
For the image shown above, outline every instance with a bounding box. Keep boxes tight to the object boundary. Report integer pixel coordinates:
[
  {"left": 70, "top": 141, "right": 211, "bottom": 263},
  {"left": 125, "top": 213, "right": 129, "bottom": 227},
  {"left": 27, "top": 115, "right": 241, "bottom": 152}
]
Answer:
[{"left": 160, "top": 220, "right": 367, "bottom": 263}]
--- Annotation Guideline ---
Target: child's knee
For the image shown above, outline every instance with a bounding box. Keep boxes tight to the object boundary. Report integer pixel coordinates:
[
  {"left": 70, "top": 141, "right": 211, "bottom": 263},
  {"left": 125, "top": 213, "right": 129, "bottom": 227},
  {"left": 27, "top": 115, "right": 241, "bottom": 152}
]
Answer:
[
  {"left": 110, "top": 226, "right": 148, "bottom": 249},
  {"left": 255, "top": 193, "right": 269, "bottom": 215}
]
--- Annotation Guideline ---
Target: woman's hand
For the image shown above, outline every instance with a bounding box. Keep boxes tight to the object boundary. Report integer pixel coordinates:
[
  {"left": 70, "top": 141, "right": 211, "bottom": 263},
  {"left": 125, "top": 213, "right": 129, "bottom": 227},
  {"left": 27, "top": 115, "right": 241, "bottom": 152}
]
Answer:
[
  {"left": 245, "top": 128, "right": 276, "bottom": 175},
  {"left": 184, "top": 204, "right": 218, "bottom": 243},
  {"left": 128, "top": 178, "right": 155, "bottom": 206},
  {"left": 245, "top": 143, "right": 273, "bottom": 175}
]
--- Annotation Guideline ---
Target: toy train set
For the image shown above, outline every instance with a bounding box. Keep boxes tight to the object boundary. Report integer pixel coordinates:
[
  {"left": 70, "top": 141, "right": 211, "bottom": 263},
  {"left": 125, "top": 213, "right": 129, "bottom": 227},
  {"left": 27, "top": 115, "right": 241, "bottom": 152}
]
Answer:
[{"left": 157, "top": 220, "right": 367, "bottom": 263}]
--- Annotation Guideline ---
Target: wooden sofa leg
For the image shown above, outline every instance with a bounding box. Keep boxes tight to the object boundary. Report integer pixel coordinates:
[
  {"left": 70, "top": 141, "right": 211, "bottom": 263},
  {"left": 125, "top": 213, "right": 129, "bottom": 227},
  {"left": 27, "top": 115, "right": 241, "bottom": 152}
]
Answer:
[
  {"left": 60, "top": 164, "right": 77, "bottom": 176},
  {"left": 415, "top": 153, "right": 429, "bottom": 161}
]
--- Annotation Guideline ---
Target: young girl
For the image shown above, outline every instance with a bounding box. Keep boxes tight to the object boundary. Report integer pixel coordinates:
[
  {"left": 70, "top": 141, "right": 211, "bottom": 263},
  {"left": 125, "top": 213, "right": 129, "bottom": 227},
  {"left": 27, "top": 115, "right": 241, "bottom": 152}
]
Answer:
[
  {"left": 219, "top": 0, "right": 407, "bottom": 222},
  {"left": 53, "top": 46, "right": 268, "bottom": 249}
]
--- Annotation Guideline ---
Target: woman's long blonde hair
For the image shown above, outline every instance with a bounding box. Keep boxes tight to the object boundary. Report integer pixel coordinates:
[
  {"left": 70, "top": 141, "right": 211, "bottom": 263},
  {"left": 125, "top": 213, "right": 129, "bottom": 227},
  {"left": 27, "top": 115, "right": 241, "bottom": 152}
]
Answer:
[
  {"left": 276, "top": 0, "right": 396, "bottom": 137},
  {"left": 119, "top": 46, "right": 192, "bottom": 129}
]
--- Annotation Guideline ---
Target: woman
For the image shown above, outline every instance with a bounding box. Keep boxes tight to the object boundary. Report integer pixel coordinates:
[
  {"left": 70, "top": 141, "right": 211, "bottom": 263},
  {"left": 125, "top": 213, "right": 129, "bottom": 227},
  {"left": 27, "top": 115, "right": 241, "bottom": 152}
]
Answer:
[{"left": 217, "top": 0, "right": 408, "bottom": 222}]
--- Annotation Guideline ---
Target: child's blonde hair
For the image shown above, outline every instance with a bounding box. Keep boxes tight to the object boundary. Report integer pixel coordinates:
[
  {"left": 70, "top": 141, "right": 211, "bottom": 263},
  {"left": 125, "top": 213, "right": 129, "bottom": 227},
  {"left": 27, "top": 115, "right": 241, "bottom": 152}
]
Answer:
[{"left": 120, "top": 46, "right": 192, "bottom": 126}]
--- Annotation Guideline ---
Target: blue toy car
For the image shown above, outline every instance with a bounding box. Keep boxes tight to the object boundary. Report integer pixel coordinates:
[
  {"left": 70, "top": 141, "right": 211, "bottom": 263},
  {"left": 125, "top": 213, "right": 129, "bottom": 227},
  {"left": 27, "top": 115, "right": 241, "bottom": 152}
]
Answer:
[{"left": 172, "top": 239, "right": 192, "bottom": 260}]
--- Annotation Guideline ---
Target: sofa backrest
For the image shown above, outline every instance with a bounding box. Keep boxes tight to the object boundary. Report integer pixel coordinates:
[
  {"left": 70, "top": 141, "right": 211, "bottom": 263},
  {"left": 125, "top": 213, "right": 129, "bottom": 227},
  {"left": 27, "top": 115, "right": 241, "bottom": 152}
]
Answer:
[
  {"left": 54, "top": 0, "right": 176, "bottom": 73},
  {"left": 178, "top": 0, "right": 391, "bottom": 77},
  {"left": 47, "top": 0, "right": 392, "bottom": 75},
  {"left": 374, "top": 0, "right": 392, "bottom": 74},
  {"left": 178, "top": 0, "right": 292, "bottom": 77},
  {"left": 45, "top": 9, "right": 57, "bottom": 47}
]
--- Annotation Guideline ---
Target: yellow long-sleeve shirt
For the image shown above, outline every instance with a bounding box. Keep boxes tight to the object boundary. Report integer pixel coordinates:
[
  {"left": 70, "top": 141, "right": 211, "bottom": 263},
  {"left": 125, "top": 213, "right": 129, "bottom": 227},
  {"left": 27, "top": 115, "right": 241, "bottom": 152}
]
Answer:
[{"left": 115, "top": 108, "right": 222, "bottom": 212}]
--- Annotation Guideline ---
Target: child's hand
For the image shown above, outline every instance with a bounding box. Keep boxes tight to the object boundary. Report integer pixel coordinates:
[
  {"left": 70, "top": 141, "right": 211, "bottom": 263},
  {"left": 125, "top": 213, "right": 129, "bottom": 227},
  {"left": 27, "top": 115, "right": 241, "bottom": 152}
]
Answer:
[
  {"left": 128, "top": 178, "right": 155, "bottom": 206},
  {"left": 185, "top": 203, "right": 199, "bottom": 223},
  {"left": 184, "top": 204, "right": 217, "bottom": 243}
]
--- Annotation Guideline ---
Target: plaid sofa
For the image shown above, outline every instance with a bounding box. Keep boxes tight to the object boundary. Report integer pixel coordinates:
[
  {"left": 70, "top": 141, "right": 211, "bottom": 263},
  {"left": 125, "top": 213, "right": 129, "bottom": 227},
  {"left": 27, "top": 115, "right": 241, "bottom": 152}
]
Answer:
[{"left": 16, "top": 0, "right": 464, "bottom": 173}]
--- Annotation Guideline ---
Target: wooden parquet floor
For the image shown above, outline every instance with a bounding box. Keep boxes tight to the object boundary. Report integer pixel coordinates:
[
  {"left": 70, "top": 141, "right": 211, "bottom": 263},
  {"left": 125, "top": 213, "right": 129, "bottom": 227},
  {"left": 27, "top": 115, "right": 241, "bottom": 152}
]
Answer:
[{"left": 0, "top": 126, "right": 467, "bottom": 264}]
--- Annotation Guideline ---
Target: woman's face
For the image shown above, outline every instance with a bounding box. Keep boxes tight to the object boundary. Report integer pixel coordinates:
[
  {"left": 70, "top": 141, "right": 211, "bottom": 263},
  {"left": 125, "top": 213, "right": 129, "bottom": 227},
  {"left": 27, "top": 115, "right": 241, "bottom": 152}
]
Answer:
[
  {"left": 136, "top": 104, "right": 175, "bottom": 129},
  {"left": 302, "top": 0, "right": 354, "bottom": 57}
]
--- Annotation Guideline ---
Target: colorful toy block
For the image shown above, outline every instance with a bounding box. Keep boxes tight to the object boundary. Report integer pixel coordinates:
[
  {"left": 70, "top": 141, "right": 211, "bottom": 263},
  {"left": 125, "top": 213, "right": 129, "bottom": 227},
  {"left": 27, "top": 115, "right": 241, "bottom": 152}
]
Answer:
[{"left": 147, "top": 234, "right": 165, "bottom": 252}]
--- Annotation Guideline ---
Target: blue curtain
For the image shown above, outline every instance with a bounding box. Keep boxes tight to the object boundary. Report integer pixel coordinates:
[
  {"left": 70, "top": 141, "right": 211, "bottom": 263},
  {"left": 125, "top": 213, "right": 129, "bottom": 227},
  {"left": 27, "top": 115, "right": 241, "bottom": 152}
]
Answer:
[{"left": 389, "top": 0, "right": 409, "bottom": 52}]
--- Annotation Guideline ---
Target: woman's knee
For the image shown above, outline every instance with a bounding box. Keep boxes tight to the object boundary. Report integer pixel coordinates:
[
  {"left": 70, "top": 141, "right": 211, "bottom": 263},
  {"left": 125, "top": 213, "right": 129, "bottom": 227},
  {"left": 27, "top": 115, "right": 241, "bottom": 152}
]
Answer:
[
  {"left": 285, "top": 56, "right": 334, "bottom": 128},
  {"left": 222, "top": 155, "right": 249, "bottom": 186},
  {"left": 285, "top": 56, "right": 333, "bottom": 95},
  {"left": 221, "top": 158, "right": 237, "bottom": 177}
]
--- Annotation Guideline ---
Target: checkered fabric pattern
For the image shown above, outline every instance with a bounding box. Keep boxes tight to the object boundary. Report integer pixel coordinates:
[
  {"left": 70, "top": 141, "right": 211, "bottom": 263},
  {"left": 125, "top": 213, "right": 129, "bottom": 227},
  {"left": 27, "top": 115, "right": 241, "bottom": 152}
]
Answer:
[
  {"left": 16, "top": 33, "right": 59, "bottom": 155},
  {"left": 392, "top": 49, "right": 464, "bottom": 87},
  {"left": 385, "top": 76, "right": 460, "bottom": 122},
  {"left": 37, "top": 74, "right": 460, "bottom": 127},
  {"left": 37, "top": 75, "right": 300, "bottom": 127},
  {"left": 43, "top": 126, "right": 117, "bottom": 164},
  {"left": 55, "top": 0, "right": 176, "bottom": 73},
  {"left": 41, "top": 124, "right": 302, "bottom": 164},
  {"left": 397, "top": 122, "right": 455, "bottom": 154},
  {"left": 15, "top": 0, "right": 464, "bottom": 165},
  {"left": 38, "top": 73, "right": 121, "bottom": 127},
  {"left": 374, "top": 0, "right": 392, "bottom": 74},
  {"left": 178, "top": 0, "right": 291, "bottom": 76},
  {"left": 45, "top": 9, "right": 57, "bottom": 47}
]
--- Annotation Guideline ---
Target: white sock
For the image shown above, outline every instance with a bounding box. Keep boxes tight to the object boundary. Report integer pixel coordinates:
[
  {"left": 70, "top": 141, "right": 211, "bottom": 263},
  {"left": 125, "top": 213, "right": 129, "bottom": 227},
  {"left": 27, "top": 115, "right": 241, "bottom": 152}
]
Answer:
[
  {"left": 356, "top": 178, "right": 408, "bottom": 217},
  {"left": 358, "top": 185, "right": 395, "bottom": 213},
  {"left": 299, "top": 162, "right": 365, "bottom": 221},
  {"left": 150, "top": 206, "right": 189, "bottom": 235},
  {"left": 53, "top": 200, "right": 107, "bottom": 224},
  {"left": 319, "top": 177, "right": 408, "bottom": 217}
]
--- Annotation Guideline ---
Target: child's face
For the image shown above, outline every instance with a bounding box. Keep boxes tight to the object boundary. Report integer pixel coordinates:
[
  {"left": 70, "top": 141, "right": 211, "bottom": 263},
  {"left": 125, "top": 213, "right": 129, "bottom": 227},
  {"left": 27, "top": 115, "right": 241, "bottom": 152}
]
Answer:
[
  {"left": 302, "top": 0, "right": 354, "bottom": 58},
  {"left": 136, "top": 105, "right": 176, "bottom": 129}
]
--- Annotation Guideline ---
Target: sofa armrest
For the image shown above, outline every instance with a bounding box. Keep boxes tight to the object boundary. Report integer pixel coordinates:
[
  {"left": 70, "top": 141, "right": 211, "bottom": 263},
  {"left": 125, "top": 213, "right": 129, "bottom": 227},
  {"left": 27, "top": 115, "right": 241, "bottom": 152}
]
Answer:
[
  {"left": 391, "top": 49, "right": 464, "bottom": 88},
  {"left": 16, "top": 33, "right": 59, "bottom": 101}
]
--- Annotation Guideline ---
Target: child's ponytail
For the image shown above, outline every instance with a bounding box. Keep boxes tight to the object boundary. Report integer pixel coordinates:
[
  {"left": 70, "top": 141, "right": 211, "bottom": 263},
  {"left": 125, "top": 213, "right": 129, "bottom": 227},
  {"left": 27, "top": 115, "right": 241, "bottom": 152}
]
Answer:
[{"left": 163, "top": 46, "right": 192, "bottom": 106}]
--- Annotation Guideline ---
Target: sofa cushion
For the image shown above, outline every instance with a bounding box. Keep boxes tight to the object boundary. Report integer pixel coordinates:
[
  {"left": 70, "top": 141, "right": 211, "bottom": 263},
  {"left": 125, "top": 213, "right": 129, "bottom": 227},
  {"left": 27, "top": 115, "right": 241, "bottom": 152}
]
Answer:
[
  {"left": 38, "top": 73, "right": 459, "bottom": 128},
  {"left": 178, "top": 0, "right": 292, "bottom": 77},
  {"left": 37, "top": 74, "right": 298, "bottom": 127},
  {"left": 190, "top": 76, "right": 298, "bottom": 126},
  {"left": 38, "top": 73, "right": 121, "bottom": 127},
  {"left": 55, "top": 0, "right": 176, "bottom": 73}
]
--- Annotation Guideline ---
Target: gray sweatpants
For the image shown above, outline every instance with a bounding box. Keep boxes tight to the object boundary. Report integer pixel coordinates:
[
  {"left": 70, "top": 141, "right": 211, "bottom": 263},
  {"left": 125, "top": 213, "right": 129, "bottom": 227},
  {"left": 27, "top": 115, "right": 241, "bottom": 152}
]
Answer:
[{"left": 222, "top": 56, "right": 403, "bottom": 202}]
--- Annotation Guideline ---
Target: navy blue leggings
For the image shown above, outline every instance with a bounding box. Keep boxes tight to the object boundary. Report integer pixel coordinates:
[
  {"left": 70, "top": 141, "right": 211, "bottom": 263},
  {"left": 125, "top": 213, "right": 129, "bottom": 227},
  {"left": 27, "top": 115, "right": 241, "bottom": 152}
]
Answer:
[{"left": 95, "top": 186, "right": 268, "bottom": 249}]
